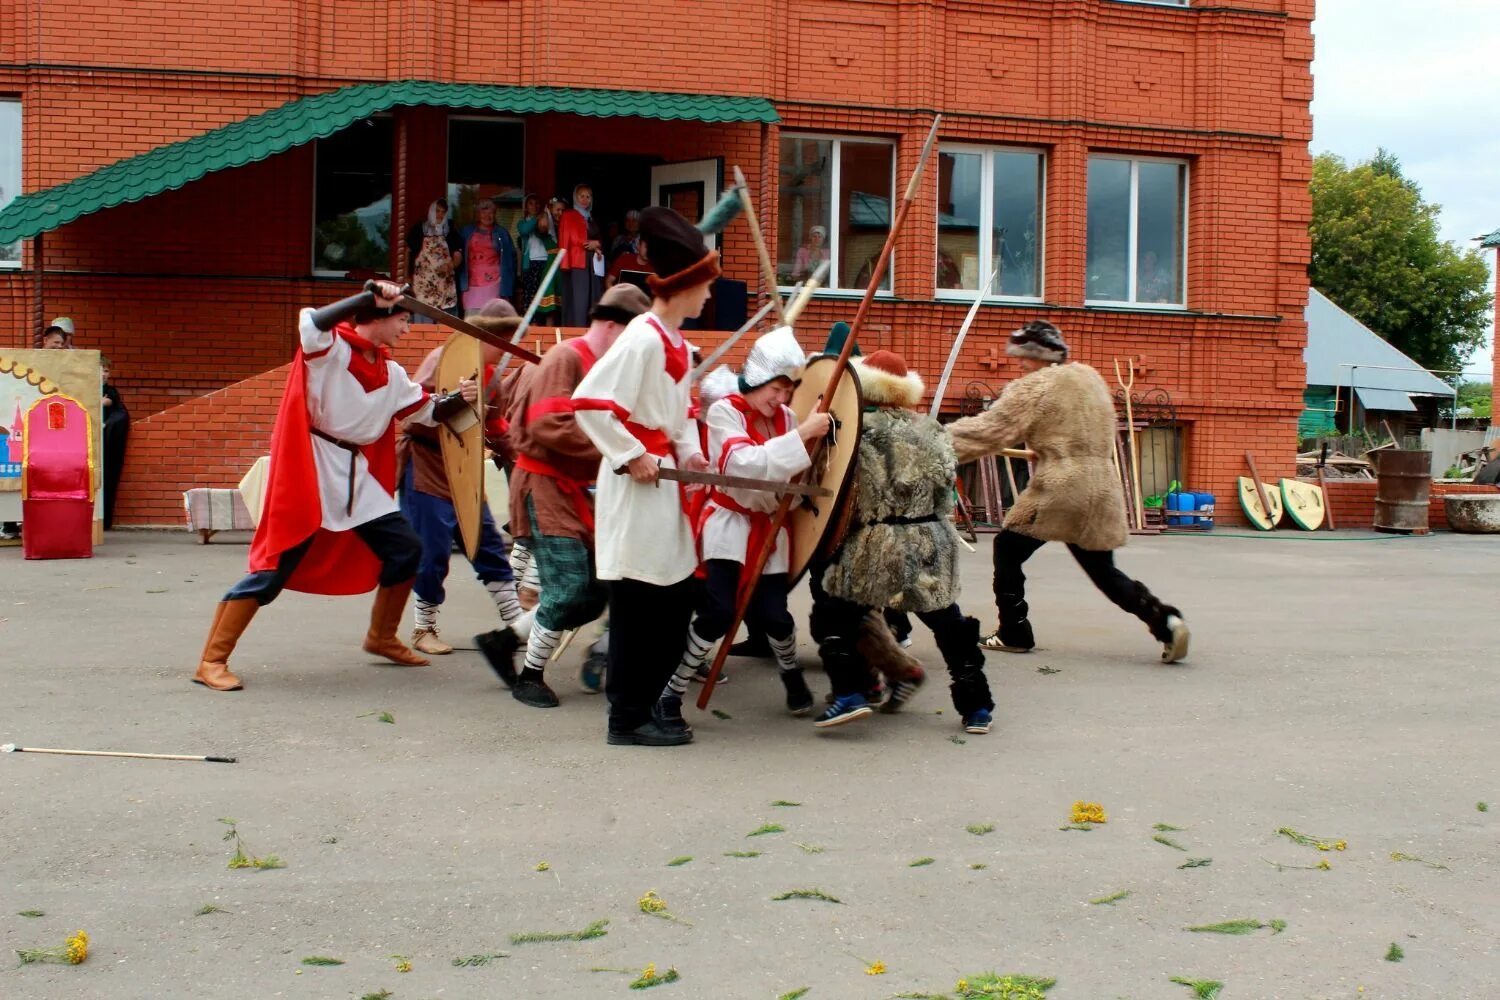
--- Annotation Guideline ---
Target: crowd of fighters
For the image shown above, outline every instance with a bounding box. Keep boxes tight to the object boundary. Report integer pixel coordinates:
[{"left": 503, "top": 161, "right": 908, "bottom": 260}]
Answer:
[{"left": 189, "top": 204, "right": 1191, "bottom": 747}]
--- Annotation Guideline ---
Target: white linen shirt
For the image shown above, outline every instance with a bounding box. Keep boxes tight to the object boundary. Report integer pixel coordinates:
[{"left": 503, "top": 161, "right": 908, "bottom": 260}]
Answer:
[
  {"left": 572, "top": 312, "right": 703, "bottom": 585},
  {"left": 699, "top": 398, "right": 811, "bottom": 573},
  {"left": 298, "top": 308, "right": 436, "bottom": 531}
]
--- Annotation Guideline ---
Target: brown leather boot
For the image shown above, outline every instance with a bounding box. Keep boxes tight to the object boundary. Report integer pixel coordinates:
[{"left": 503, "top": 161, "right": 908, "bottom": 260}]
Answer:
[
  {"left": 363, "top": 580, "right": 429, "bottom": 666},
  {"left": 412, "top": 628, "right": 453, "bottom": 655},
  {"left": 192, "top": 598, "right": 258, "bottom": 691}
]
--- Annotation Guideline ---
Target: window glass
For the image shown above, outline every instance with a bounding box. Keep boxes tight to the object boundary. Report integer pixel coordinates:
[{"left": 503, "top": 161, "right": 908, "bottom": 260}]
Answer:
[
  {"left": 777, "top": 137, "right": 832, "bottom": 285},
  {"left": 313, "top": 118, "right": 393, "bottom": 274},
  {"left": 447, "top": 118, "right": 525, "bottom": 233},
  {"left": 1, "top": 100, "right": 20, "bottom": 266},
  {"left": 992, "top": 151, "right": 1043, "bottom": 297},
  {"left": 937, "top": 150, "right": 982, "bottom": 291},
  {"left": 1086, "top": 158, "right": 1132, "bottom": 302},
  {"left": 838, "top": 140, "right": 892, "bottom": 291},
  {"left": 1136, "top": 160, "right": 1184, "bottom": 304}
]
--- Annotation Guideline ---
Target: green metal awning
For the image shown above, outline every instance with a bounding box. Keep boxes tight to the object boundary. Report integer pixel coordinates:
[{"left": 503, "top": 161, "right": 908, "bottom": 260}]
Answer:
[{"left": 0, "top": 81, "right": 778, "bottom": 243}]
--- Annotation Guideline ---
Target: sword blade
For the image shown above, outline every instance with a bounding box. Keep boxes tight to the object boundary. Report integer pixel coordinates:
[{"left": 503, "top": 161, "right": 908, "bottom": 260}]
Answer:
[
  {"left": 622, "top": 466, "right": 831, "bottom": 497},
  {"left": 367, "top": 282, "right": 544, "bottom": 364},
  {"left": 492, "top": 249, "right": 568, "bottom": 381},
  {"left": 928, "top": 268, "right": 997, "bottom": 418}
]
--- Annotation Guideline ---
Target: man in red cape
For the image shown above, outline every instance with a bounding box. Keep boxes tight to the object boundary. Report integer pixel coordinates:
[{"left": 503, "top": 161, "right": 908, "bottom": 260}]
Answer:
[{"left": 193, "top": 281, "right": 478, "bottom": 691}]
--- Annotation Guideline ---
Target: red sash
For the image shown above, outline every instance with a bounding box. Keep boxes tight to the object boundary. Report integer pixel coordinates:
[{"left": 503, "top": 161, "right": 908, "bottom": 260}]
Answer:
[
  {"left": 698, "top": 395, "right": 793, "bottom": 597},
  {"left": 513, "top": 453, "right": 595, "bottom": 534}
]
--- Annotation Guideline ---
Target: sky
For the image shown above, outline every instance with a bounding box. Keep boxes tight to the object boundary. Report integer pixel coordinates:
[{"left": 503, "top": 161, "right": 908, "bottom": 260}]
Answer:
[{"left": 1309, "top": 0, "right": 1500, "bottom": 377}]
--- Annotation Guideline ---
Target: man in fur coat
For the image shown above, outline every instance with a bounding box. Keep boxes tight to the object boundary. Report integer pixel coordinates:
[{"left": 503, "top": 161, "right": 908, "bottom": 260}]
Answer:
[
  {"left": 815, "top": 350, "right": 996, "bottom": 734},
  {"left": 946, "top": 320, "right": 1189, "bottom": 663}
]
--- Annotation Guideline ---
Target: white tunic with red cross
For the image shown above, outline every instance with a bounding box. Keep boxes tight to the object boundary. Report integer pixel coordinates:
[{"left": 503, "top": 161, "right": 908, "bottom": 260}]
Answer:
[
  {"left": 698, "top": 395, "right": 811, "bottom": 574},
  {"left": 572, "top": 311, "right": 704, "bottom": 585}
]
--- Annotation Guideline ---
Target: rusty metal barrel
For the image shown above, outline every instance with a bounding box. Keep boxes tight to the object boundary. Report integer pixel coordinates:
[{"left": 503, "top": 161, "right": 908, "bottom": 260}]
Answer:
[{"left": 1373, "top": 449, "right": 1432, "bottom": 535}]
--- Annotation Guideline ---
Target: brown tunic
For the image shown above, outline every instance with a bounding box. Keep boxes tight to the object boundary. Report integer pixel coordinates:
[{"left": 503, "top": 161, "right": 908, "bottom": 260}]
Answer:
[
  {"left": 396, "top": 352, "right": 518, "bottom": 503},
  {"left": 506, "top": 339, "right": 601, "bottom": 542}
]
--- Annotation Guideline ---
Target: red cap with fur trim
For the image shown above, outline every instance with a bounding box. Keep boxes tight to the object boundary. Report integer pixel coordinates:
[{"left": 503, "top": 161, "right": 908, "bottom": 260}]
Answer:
[{"left": 852, "top": 350, "right": 925, "bottom": 408}]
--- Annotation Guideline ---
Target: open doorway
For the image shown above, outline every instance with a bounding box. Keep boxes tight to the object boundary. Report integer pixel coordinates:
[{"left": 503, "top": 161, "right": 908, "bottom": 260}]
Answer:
[{"left": 554, "top": 151, "right": 660, "bottom": 257}]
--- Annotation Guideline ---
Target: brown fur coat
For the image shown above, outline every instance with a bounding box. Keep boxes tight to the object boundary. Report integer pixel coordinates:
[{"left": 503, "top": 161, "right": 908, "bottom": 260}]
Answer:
[{"left": 947, "top": 362, "right": 1127, "bottom": 551}]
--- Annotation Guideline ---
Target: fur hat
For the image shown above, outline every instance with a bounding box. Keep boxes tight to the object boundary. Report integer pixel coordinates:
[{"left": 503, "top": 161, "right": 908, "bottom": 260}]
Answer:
[
  {"left": 823, "top": 321, "right": 862, "bottom": 358},
  {"left": 697, "top": 364, "right": 740, "bottom": 414},
  {"left": 740, "top": 325, "right": 805, "bottom": 392},
  {"left": 639, "top": 205, "right": 721, "bottom": 298},
  {"left": 853, "top": 350, "right": 924, "bottom": 408},
  {"left": 1006, "top": 320, "right": 1068, "bottom": 363},
  {"left": 589, "top": 283, "right": 650, "bottom": 325},
  {"left": 462, "top": 297, "right": 521, "bottom": 338}
]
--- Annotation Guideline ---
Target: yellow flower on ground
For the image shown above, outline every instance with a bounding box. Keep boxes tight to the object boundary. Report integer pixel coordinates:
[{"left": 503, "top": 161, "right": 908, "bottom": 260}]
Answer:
[
  {"left": 1334, "top": 840, "right": 1348, "bottom": 851},
  {"left": 1070, "top": 801, "right": 1107, "bottom": 824},
  {"left": 534, "top": 861, "right": 551, "bottom": 871},
  {"left": 65, "top": 930, "right": 88, "bottom": 965},
  {"left": 866, "top": 960, "right": 887, "bottom": 976},
  {"left": 638, "top": 890, "right": 668, "bottom": 914},
  {"left": 1317, "top": 859, "right": 1331, "bottom": 870},
  {"left": 642, "top": 962, "right": 657, "bottom": 979},
  {"left": 956, "top": 978, "right": 970, "bottom": 992}
]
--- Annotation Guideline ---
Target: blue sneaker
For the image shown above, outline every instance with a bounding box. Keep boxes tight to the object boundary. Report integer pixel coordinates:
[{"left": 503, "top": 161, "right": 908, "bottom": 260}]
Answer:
[
  {"left": 578, "top": 651, "right": 606, "bottom": 694},
  {"left": 814, "top": 694, "right": 874, "bottom": 729},
  {"left": 963, "top": 709, "right": 994, "bottom": 735}
]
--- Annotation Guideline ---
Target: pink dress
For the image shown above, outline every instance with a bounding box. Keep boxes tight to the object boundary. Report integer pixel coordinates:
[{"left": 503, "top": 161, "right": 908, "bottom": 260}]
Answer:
[{"left": 463, "top": 227, "right": 502, "bottom": 310}]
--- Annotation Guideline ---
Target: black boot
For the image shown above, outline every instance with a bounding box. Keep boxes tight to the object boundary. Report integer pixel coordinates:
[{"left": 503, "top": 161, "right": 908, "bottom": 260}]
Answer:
[
  {"left": 608, "top": 718, "right": 694, "bottom": 746},
  {"left": 512, "top": 668, "right": 560, "bottom": 708},
  {"left": 475, "top": 628, "right": 520, "bottom": 687},
  {"left": 654, "top": 692, "right": 693, "bottom": 735},
  {"left": 993, "top": 594, "right": 1034, "bottom": 652},
  {"left": 936, "top": 616, "right": 996, "bottom": 726},
  {"left": 779, "top": 668, "right": 815, "bottom": 716},
  {"left": 728, "top": 625, "right": 773, "bottom": 659},
  {"left": 1130, "top": 583, "right": 1190, "bottom": 663}
]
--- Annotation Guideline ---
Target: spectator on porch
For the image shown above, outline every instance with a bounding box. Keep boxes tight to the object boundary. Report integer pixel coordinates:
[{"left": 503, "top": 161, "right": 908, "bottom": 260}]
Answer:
[
  {"left": 606, "top": 226, "right": 646, "bottom": 289},
  {"left": 792, "top": 225, "right": 829, "bottom": 282},
  {"left": 100, "top": 355, "right": 130, "bottom": 530},
  {"left": 457, "top": 198, "right": 518, "bottom": 312},
  {"left": 516, "top": 193, "right": 560, "bottom": 322},
  {"left": 405, "top": 198, "right": 462, "bottom": 314},
  {"left": 558, "top": 184, "right": 604, "bottom": 326},
  {"left": 39, "top": 316, "right": 74, "bottom": 349},
  {"left": 610, "top": 209, "right": 641, "bottom": 260}
]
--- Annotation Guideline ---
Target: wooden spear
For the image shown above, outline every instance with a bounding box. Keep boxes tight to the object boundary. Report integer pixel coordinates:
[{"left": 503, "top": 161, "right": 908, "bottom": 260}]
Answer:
[
  {"left": 732, "top": 164, "right": 787, "bottom": 327},
  {"left": 696, "top": 115, "right": 944, "bottom": 710},
  {"left": 3, "top": 743, "right": 237, "bottom": 763}
]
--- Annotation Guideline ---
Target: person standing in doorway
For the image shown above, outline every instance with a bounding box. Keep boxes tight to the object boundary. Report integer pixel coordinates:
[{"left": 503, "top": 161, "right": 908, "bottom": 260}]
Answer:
[
  {"left": 516, "top": 193, "right": 560, "bottom": 322},
  {"left": 457, "top": 198, "right": 518, "bottom": 312},
  {"left": 405, "top": 198, "right": 462, "bottom": 314},
  {"left": 558, "top": 184, "right": 604, "bottom": 327}
]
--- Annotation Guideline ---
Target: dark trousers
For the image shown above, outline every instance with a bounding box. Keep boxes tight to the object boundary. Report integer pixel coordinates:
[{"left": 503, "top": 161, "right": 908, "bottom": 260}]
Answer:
[
  {"left": 693, "top": 560, "right": 794, "bottom": 643},
  {"left": 992, "top": 529, "right": 1175, "bottom": 642},
  {"left": 400, "top": 467, "right": 513, "bottom": 605},
  {"left": 606, "top": 575, "right": 699, "bottom": 732},
  {"left": 223, "top": 512, "right": 421, "bottom": 606},
  {"left": 561, "top": 267, "right": 600, "bottom": 327}
]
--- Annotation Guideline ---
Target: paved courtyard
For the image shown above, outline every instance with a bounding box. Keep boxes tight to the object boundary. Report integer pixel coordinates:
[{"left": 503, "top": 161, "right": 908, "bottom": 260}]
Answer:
[{"left": 2, "top": 529, "right": 1496, "bottom": 999}]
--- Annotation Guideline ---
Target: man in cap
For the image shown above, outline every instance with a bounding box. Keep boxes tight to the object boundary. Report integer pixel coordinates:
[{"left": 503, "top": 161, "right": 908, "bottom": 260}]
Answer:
[
  {"left": 815, "top": 350, "right": 996, "bottom": 734},
  {"left": 191, "top": 282, "right": 478, "bottom": 691},
  {"left": 946, "top": 320, "right": 1189, "bottom": 663},
  {"left": 653, "top": 328, "right": 833, "bottom": 733},
  {"left": 500, "top": 283, "right": 650, "bottom": 708},
  {"left": 571, "top": 206, "right": 717, "bottom": 746},
  {"left": 397, "top": 299, "right": 529, "bottom": 661}
]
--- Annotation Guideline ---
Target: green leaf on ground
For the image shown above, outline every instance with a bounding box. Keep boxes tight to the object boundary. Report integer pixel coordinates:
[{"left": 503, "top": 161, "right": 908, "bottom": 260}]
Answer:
[
  {"left": 666, "top": 856, "right": 693, "bottom": 867},
  {"left": 509, "top": 918, "right": 609, "bottom": 944},
  {"left": 969, "top": 863, "right": 988, "bottom": 870},
  {"left": 1089, "top": 890, "right": 1130, "bottom": 906},
  {"left": 1178, "top": 858, "right": 1213, "bottom": 869},
  {"left": 1169, "top": 977, "right": 1224, "bottom": 999},
  {"left": 771, "top": 800, "right": 802, "bottom": 807},
  {"left": 777, "top": 989, "right": 811, "bottom": 1000},
  {"left": 1478, "top": 801, "right": 1489, "bottom": 812},
  {"left": 301, "top": 956, "right": 344, "bottom": 966},
  {"left": 1185, "top": 918, "right": 1285, "bottom": 935},
  {"left": 451, "top": 952, "right": 509, "bottom": 966},
  {"left": 747, "top": 823, "right": 785, "bottom": 837},
  {"left": 909, "top": 857, "right": 936, "bottom": 867},
  {"left": 711, "top": 709, "right": 732, "bottom": 720},
  {"left": 966, "top": 822, "right": 996, "bottom": 836},
  {"left": 17, "top": 910, "right": 44, "bottom": 918},
  {"left": 195, "top": 904, "right": 228, "bottom": 916},
  {"left": 1037, "top": 666, "right": 1061, "bottom": 675},
  {"left": 771, "top": 888, "right": 841, "bottom": 904},
  {"left": 794, "top": 842, "right": 825, "bottom": 854},
  {"left": 724, "top": 850, "right": 760, "bottom": 858},
  {"left": 1153, "top": 822, "right": 1185, "bottom": 832},
  {"left": 1385, "top": 942, "right": 1404, "bottom": 962},
  {"left": 629, "top": 965, "right": 680, "bottom": 989},
  {"left": 1153, "top": 834, "right": 1187, "bottom": 851}
]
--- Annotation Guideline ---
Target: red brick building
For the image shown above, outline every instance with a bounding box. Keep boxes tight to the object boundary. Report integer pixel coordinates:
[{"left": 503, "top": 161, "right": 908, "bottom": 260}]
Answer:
[{"left": 0, "top": 0, "right": 1314, "bottom": 526}]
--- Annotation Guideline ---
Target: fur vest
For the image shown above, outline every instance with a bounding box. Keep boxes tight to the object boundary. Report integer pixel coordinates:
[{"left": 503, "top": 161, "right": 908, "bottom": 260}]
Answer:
[
  {"left": 821, "top": 408, "right": 961, "bottom": 613},
  {"left": 947, "top": 362, "right": 1128, "bottom": 551}
]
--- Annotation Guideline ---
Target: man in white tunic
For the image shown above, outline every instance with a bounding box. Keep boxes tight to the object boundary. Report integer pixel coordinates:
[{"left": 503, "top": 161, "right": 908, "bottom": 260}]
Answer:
[
  {"left": 653, "top": 327, "right": 831, "bottom": 733},
  {"left": 192, "top": 281, "right": 477, "bottom": 691},
  {"left": 572, "top": 206, "right": 717, "bottom": 746}
]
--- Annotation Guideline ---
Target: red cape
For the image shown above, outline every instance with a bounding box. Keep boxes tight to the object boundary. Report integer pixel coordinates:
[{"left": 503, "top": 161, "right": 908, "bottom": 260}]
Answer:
[{"left": 246, "top": 337, "right": 397, "bottom": 596}]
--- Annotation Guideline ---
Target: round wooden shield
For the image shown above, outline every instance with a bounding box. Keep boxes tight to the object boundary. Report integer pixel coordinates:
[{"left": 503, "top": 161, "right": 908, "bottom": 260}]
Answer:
[
  {"left": 437, "top": 333, "right": 485, "bottom": 559},
  {"left": 1237, "top": 476, "right": 1283, "bottom": 531},
  {"left": 1279, "top": 477, "right": 1325, "bottom": 531},
  {"left": 787, "top": 355, "right": 864, "bottom": 585}
]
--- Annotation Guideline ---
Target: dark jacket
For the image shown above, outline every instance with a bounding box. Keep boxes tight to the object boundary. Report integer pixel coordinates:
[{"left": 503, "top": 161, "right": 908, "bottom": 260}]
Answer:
[{"left": 456, "top": 223, "right": 519, "bottom": 300}]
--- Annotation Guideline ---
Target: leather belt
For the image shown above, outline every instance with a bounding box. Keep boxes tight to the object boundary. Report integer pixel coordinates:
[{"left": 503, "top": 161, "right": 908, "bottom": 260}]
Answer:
[{"left": 312, "top": 428, "right": 361, "bottom": 516}]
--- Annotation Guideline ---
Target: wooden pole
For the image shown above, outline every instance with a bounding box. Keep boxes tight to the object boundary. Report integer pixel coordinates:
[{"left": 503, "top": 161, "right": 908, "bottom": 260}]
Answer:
[
  {"left": 2, "top": 743, "right": 236, "bottom": 763},
  {"left": 731, "top": 164, "right": 787, "bottom": 326},
  {"left": 697, "top": 115, "right": 943, "bottom": 710}
]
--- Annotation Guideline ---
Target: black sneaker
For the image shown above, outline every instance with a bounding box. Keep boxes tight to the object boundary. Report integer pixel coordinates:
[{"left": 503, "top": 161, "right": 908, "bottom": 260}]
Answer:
[
  {"left": 512, "top": 672, "right": 560, "bottom": 708},
  {"left": 880, "top": 667, "right": 926, "bottom": 714},
  {"left": 654, "top": 693, "right": 693, "bottom": 735},
  {"left": 728, "top": 634, "right": 773, "bottom": 659},
  {"left": 779, "top": 669, "right": 815, "bottom": 716},
  {"left": 475, "top": 629, "right": 520, "bottom": 687},
  {"left": 607, "top": 719, "right": 694, "bottom": 746}
]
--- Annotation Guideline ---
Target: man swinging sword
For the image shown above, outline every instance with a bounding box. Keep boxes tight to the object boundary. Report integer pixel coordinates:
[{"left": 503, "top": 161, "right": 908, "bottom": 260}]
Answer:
[{"left": 192, "top": 281, "right": 479, "bottom": 691}]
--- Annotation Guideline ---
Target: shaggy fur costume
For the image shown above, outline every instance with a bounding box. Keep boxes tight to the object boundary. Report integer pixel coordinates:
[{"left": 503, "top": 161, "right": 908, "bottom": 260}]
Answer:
[
  {"left": 855, "top": 609, "right": 923, "bottom": 683},
  {"left": 947, "top": 362, "right": 1128, "bottom": 552},
  {"left": 820, "top": 379, "right": 961, "bottom": 614}
]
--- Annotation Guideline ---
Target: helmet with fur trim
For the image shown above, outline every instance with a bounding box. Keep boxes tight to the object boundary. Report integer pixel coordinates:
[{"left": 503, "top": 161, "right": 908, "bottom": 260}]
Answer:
[{"left": 852, "top": 350, "right": 925, "bottom": 408}]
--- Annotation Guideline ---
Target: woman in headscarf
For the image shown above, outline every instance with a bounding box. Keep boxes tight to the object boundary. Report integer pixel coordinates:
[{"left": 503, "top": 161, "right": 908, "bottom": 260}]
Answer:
[
  {"left": 515, "top": 193, "right": 560, "bottom": 322},
  {"left": 405, "top": 198, "right": 462, "bottom": 313}
]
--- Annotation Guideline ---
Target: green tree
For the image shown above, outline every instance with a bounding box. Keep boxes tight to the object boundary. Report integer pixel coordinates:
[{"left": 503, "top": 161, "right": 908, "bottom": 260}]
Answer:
[
  {"left": 1310, "top": 149, "right": 1493, "bottom": 374},
  {"left": 1456, "top": 379, "right": 1492, "bottom": 419}
]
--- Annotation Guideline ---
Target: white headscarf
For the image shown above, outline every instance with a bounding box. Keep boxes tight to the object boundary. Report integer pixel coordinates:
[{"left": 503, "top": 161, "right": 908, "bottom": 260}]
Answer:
[{"left": 423, "top": 200, "right": 449, "bottom": 238}]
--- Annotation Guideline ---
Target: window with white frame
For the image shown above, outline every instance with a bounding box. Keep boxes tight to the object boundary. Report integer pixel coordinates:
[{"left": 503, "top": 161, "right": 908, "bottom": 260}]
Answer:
[
  {"left": 1086, "top": 155, "right": 1186, "bottom": 306},
  {"left": 313, "top": 116, "right": 393, "bottom": 275},
  {"left": 778, "top": 135, "right": 894, "bottom": 292},
  {"left": 936, "top": 146, "right": 1044, "bottom": 299},
  {"left": 1, "top": 99, "right": 20, "bottom": 268}
]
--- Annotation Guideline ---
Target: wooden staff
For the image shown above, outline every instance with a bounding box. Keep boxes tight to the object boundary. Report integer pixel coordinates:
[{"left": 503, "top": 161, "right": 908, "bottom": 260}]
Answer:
[
  {"left": 732, "top": 164, "right": 786, "bottom": 326},
  {"left": 2, "top": 743, "right": 236, "bottom": 763},
  {"left": 1113, "top": 358, "right": 1145, "bottom": 530},
  {"left": 697, "top": 115, "right": 943, "bottom": 710}
]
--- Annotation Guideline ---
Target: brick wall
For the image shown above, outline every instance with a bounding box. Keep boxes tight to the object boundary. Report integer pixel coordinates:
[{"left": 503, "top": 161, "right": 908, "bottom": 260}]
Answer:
[
  {"left": 1318, "top": 480, "right": 1500, "bottom": 533},
  {"left": 1, "top": 0, "right": 1314, "bottom": 527}
]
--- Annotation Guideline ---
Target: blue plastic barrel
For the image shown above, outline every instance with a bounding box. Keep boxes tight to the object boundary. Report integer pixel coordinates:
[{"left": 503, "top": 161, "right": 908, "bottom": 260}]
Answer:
[{"left": 1193, "top": 492, "right": 1216, "bottom": 527}]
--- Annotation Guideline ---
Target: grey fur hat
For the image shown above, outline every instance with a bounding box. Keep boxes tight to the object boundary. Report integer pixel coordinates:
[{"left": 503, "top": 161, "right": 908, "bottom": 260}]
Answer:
[{"left": 1006, "top": 320, "right": 1068, "bottom": 363}]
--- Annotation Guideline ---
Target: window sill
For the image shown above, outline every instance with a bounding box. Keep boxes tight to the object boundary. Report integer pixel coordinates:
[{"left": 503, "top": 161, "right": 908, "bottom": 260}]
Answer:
[
  {"left": 0, "top": 261, "right": 22, "bottom": 271},
  {"left": 778, "top": 286, "right": 895, "bottom": 300},
  {"left": 935, "top": 291, "right": 1044, "bottom": 305},
  {"left": 1084, "top": 300, "right": 1190, "bottom": 313}
]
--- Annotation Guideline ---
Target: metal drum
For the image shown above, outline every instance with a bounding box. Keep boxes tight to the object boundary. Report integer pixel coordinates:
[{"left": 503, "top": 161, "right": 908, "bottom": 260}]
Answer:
[{"left": 1373, "top": 449, "right": 1432, "bottom": 535}]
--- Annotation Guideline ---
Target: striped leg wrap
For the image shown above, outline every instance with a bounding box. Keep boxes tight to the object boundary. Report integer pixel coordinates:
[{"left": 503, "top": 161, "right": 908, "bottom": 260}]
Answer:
[
  {"left": 524, "top": 625, "right": 563, "bottom": 675},
  {"left": 510, "top": 542, "right": 533, "bottom": 584},
  {"left": 666, "top": 626, "right": 714, "bottom": 696},
  {"left": 768, "top": 631, "right": 799, "bottom": 673},
  {"left": 486, "top": 580, "right": 523, "bottom": 625},
  {"left": 414, "top": 597, "right": 440, "bottom": 633}
]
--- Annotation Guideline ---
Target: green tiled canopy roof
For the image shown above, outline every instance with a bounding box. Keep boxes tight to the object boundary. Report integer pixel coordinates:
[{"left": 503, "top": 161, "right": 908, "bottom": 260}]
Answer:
[
  {"left": 1480, "top": 227, "right": 1500, "bottom": 249},
  {"left": 0, "top": 82, "right": 778, "bottom": 243}
]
